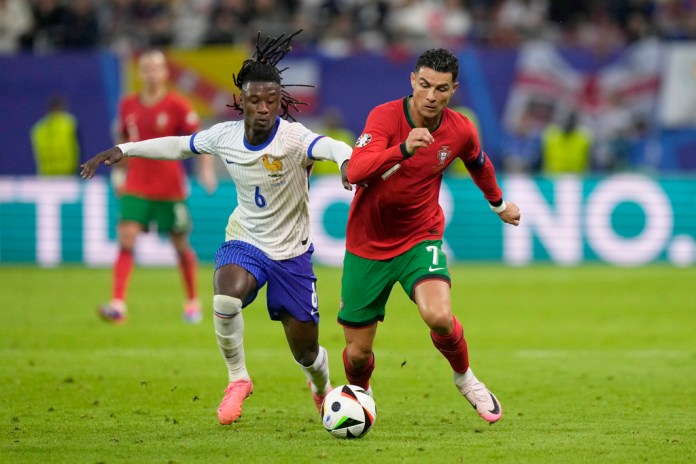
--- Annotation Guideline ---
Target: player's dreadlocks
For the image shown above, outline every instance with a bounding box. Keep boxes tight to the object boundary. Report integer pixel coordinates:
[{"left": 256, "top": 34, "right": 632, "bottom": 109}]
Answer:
[{"left": 230, "top": 30, "right": 311, "bottom": 121}]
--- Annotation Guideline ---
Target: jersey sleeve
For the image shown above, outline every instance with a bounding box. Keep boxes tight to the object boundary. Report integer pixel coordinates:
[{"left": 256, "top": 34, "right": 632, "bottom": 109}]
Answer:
[
  {"left": 458, "top": 116, "right": 503, "bottom": 203},
  {"left": 284, "top": 122, "right": 326, "bottom": 168},
  {"left": 189, "top": 122, "right": 227, "bottom": 156},
  {"left": 346, "top": 105, "right": 406, "bottom": 184}
]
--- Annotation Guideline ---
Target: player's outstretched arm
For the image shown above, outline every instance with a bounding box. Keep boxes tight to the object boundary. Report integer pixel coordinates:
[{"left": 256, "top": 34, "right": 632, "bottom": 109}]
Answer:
[
  {"left": 80, "top": 146, "right": 124, "bottom": 179},
  {"left": 497, "top": 201, "right": 521, "bottom": 226}
]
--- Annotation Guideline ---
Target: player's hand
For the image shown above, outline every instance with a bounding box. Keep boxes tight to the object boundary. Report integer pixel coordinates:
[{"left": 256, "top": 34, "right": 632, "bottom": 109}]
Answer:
[
  {"left": 80, "top": 147, "right": 124, "bottom": 179},
  {"left": 340, "top": 160, "right": 354, "bottom": 191},
  {"left": 404, "top": 128, "right": 435, "bottom": 155},
  {"left": 498, "top": 201, "right": 521, "bottom": 226}
]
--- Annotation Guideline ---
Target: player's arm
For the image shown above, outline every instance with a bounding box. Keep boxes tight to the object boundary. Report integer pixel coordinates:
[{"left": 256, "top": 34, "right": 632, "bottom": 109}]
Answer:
[
  {"left": 460, "top": 120, "right": 520, "bottom": 226},
  {"left": 80, "top": 136, "right": 195, "bottom": 179},
  {"left": 346, "top": 108, "right": 406, "bottom": 184},
  {"left": 309, "top": 136, "right": 353, "bottom": 190}
]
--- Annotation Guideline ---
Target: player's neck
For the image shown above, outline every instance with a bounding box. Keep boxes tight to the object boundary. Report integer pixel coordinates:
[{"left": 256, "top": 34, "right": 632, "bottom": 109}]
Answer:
[
  {"left": 139, "top": 87, "right": 168, "bottom": 106},
  {"left": 408, "top": 96, "right": 442, "bottom": 131}
]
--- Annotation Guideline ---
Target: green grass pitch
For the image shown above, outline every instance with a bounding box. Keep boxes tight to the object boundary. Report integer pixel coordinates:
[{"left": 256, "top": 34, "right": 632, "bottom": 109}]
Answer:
[{"left": 1, "top": 264, "right": 695, "bottom": 463}]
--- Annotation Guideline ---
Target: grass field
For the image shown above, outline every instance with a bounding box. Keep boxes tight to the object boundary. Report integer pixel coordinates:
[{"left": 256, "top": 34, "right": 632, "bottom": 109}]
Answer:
[{"left": 1, "top": 264, "right": 695, "bottom": 463}]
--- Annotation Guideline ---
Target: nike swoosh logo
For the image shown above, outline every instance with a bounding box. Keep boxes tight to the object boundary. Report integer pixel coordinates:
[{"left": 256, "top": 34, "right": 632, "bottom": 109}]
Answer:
[
  {"left": 488, "top": 393, "right": 501, "bottom": 414},
  {"left": 428, "top": 266, "right": 445, "bottom": 272},
  {"left": 310, "top": 309, "right": 319, "bottom": 316},
  {"left": 225, "top": 159, "right": 234, "bottom": 164}
]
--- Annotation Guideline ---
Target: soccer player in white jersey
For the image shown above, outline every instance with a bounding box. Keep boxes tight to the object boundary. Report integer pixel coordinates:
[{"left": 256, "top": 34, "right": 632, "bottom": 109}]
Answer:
[{"left": 81, "top": 31, "right": 353, "bottom": 425}]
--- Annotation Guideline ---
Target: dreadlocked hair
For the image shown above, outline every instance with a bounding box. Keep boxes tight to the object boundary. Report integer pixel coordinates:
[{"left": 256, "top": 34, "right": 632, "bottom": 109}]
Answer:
[{"left": 229, "top": 30, "right": 312, "bottom": 121}]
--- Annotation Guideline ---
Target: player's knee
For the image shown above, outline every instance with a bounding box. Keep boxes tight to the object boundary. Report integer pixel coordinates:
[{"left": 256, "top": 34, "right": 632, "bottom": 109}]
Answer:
[
  {"left": 294, "top": 349, "right": 319, "bottom": 367},
  {"left": 213, "top": 294, "right": 243, "bottom": 318},
  {"left": 424, "top": 310, "right": 454, "bottom": 334},
  {"left": 345, "top": 344, "right": 372, "bottom": 367}
]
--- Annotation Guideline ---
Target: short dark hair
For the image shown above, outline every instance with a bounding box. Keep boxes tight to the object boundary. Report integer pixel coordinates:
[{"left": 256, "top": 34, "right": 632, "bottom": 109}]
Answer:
[
  {"left": 230, "top": 30, "right": 311, "bottom": 121},
  {"left": 414, "top": 48, "right": 459, "bottom": 82}
]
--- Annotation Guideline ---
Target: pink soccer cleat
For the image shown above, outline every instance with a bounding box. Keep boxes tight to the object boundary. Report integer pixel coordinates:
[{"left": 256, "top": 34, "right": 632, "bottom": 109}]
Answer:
[
  {"left": 455, "top": 371, "right": 502, "bottom": 424},
  {"left": 217, "top": 379, "right": 253, "bottom": 425},
  {"left": 310, "top": 382, "right": 332, "bottom": 413},
  {"left": 97, "top": 300, "right": 126, "bottom": 324},
  {"left": 183, "top": 299, "right": 202, "bottom": 324}
]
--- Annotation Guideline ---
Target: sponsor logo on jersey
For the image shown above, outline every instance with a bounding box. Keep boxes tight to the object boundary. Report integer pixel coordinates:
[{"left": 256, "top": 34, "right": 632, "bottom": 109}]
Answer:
[{"left": 355, "top": 133, "right": 372, "bottom": 147}]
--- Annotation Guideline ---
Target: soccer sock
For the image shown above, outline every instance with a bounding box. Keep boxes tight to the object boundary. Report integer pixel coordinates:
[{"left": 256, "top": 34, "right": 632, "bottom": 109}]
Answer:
[
  {"left": 213, "top": 295, "right": 249, "bottom": 382},
  {"left": 178, "top": 248, "right": 197, "bottom": 300},
  {"left": 342, "top": 348, "right": 375, "bottom": 390},
  {"left": 113, "top": 248, "right": 134, "bottom": 303},
  {"left": 430, "top": 315, "right": 470, "bottom": 374},
  {"left": 297, "top": 346, "right": 331, "bottom": 395}
]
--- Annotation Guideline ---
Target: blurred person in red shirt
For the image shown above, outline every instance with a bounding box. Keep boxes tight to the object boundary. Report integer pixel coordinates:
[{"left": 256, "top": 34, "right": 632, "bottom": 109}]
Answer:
[{"left": 100, "top": 49, "right": 216, "bottom": 325}]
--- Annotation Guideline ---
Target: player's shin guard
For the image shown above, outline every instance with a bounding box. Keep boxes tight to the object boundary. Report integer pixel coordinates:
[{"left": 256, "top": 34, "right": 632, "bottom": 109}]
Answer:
[
  {"left": 213, "top": 295, "right": 249, "bottom": 381},
  {"left": 298, "top": 346, "right": 331, "bottom": 394},
  {"left": 343, "top": 348, "right": 374, "bottom": 390},
  {"left": 430, "top": 316, "right": 470, "bottom": 374}
]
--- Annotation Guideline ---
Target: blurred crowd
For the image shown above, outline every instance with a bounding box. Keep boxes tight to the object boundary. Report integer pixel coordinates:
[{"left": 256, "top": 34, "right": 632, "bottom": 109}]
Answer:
[{"left": 3, "top": 0, "right": 696, "bottom": 55}]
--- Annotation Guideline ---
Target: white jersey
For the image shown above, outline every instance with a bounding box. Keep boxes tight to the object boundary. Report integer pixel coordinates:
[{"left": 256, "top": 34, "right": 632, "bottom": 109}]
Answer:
[{"left": 190, "top": 117, "right": 343, "bottom": 260}]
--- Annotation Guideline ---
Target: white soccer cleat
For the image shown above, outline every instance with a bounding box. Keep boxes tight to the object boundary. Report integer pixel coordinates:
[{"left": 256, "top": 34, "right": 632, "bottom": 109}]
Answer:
[{"left": 455, "top": 371, "right": 502, "bottom": 424}]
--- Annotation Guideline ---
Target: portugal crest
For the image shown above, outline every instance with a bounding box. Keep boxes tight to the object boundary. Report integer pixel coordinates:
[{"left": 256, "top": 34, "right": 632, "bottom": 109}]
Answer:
[{"left": 437, "top": 145, "right": 452, "bottom": 165}]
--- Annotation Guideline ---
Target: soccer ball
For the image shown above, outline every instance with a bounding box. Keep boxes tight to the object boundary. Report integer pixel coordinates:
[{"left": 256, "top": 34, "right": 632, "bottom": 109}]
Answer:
[{"left": 321, "top": 384, "right": 376, "bottom": 439}]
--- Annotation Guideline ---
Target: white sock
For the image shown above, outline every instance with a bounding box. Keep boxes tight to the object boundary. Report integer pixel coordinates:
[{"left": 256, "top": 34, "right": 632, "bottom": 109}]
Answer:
[
  {"left": 454, "top": 368, "right": 475, "bottom": 385},
  {"left": 214, "top": 311, "right": 249, "bottom": 382},
  {"left": 297, "top": 346, "right": 331, "bottom": 395}
]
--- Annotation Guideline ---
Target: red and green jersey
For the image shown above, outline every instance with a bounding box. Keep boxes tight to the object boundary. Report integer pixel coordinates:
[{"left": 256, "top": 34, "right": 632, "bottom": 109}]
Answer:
[
  {"left": 119, "top": 92, "right": 199, "bottom": 201},
  {"left": 345, "top": 97, "right": 502, "bottom": 260}
]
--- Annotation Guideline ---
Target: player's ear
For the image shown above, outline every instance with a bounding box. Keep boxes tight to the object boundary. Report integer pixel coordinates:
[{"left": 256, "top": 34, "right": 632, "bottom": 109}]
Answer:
[{"left": 410, "top": 72, "right": 416, "bottom": 88}]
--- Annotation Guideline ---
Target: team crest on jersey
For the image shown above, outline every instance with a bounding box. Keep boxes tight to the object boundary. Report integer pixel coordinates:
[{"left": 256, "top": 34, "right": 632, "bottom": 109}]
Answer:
[
  {"left": 355, "top": 133, "right": 372, "bottom": 147},
  {"left": 437, "top": 146, "right": 452, "bottom": 165},
  {"left": 156, "top": 112, "right": 169, "bottom": 130},
  {"left": 262, "top": 154, "right": 284, "bottom": 181}
]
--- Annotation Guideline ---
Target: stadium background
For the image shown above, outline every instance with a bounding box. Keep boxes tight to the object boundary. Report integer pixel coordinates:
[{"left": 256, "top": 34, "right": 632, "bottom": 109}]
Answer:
[{"left": 1, "top": 1, "right": 695, "bottom": 268}]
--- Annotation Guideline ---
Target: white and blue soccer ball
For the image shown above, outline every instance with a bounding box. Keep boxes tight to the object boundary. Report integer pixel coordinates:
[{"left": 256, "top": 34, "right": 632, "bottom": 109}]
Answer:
[{"left": 321, "top": 384, "right": 376, "bottom": 439}]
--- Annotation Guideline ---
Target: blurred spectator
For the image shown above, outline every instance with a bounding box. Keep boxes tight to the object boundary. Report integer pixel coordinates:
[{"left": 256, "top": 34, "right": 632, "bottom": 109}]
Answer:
[
  {"left": 493, "top": 0, "right": 549, "bottom": 45},
  {"left": 21, "top": 0, "right": 69, "bottom": 52},
  {"left": 593, "top": 91, "right": 634, "bottom": 171},
  {"left": 388, "top": 0, "right": 472, "bottom": 51},
  {"left": 97, "top": 0, "right": 139, "bottom": 53},
  {"left": 173, "top": 0, "right": 214, "bottom": 48},
  {"left": 30, "top": 95, "right": 81, "bottom": 176},
  {"left": 0, "top": 0, "right": 33, "bottom": 53},
  {"left": 204, "top": 0, "right": 252, "bottom": 46},
  {"left": 249, "top": 0, "right": 302, "bottom": 42},
  {"left": 63, "top": 0, "right": 100, "bottom": 48},
  {"left": 501, "top": 111, "right": 542, "bottom": 173},
  {"left": 541, "top": 112, "right": 592, "bottom": 173}
]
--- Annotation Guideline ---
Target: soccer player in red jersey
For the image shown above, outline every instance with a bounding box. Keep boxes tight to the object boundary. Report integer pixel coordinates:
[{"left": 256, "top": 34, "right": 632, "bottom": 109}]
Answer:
[
  {"left": 99, "top": 49, "right": 216, "bottom": 325},
  {"left": 338, "top": 48, "right": 521, "bottom": 424}
]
